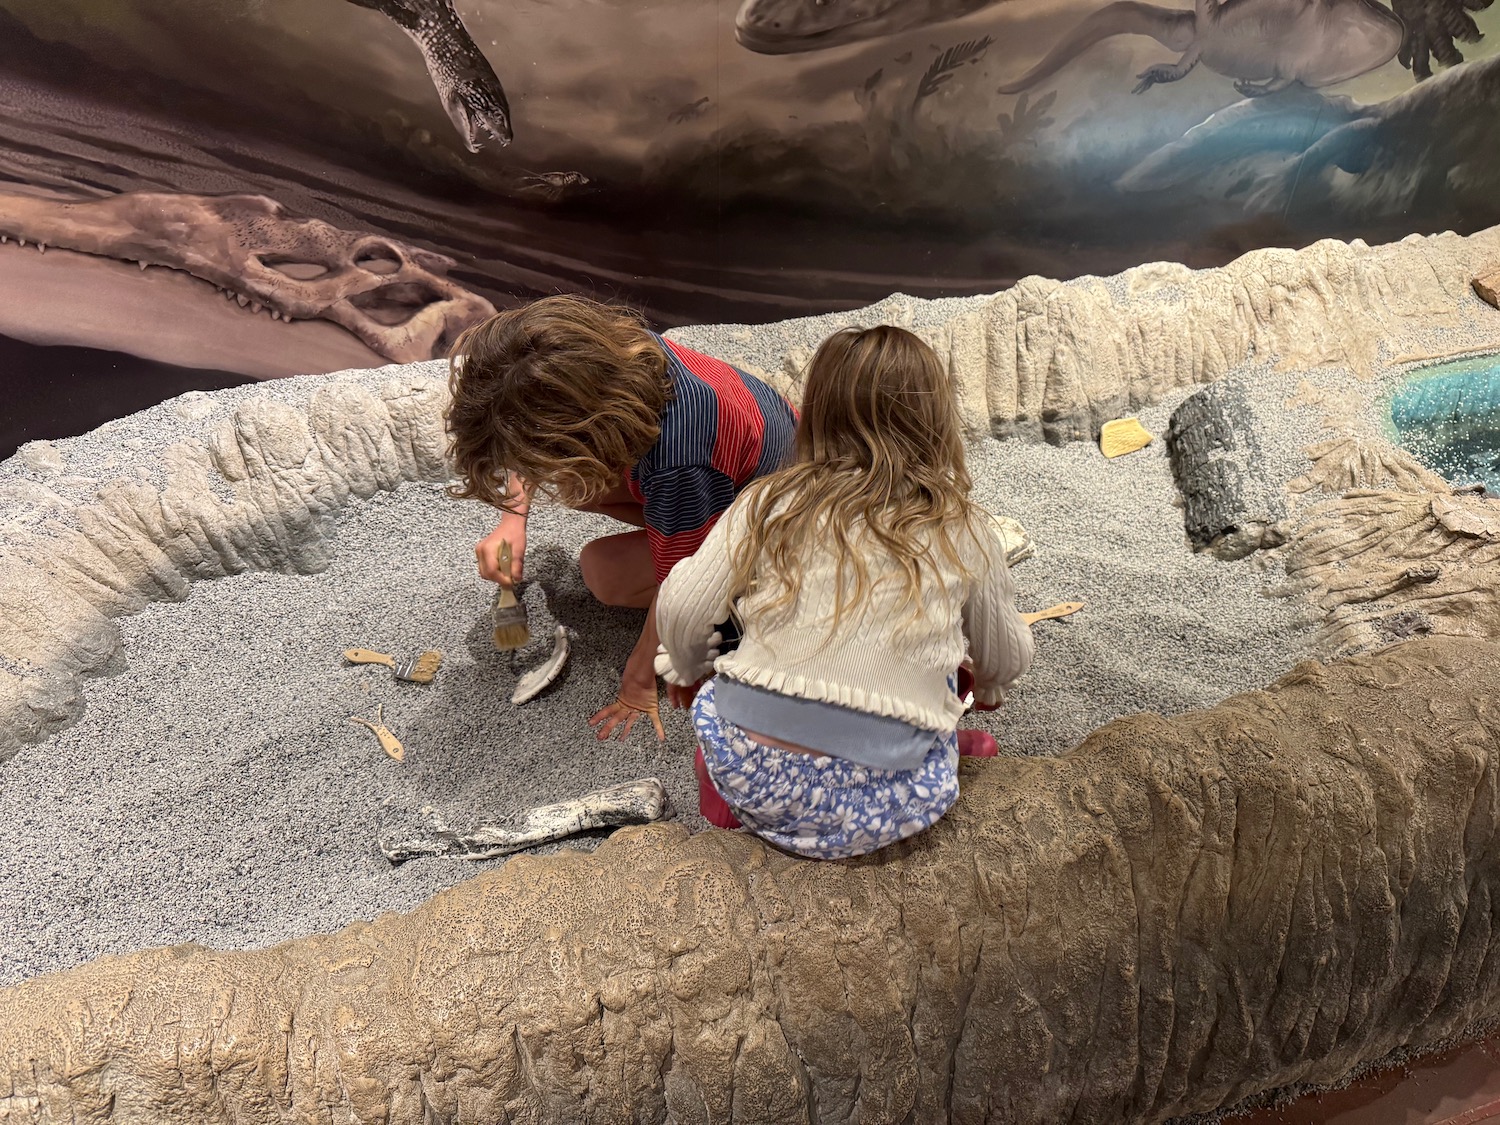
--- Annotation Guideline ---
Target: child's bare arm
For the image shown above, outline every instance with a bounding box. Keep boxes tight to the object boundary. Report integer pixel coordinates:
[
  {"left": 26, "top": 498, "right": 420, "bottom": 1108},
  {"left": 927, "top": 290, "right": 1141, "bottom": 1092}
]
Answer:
[{"left": 964, "top": 518, "right": 1036, "bottom": 708}]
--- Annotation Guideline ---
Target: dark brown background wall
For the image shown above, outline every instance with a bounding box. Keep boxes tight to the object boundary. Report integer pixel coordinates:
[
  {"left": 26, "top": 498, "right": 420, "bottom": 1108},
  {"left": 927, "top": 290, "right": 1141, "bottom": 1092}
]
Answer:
[{"left": 1, "top": 0, "right": 1496, "bottom": 456}]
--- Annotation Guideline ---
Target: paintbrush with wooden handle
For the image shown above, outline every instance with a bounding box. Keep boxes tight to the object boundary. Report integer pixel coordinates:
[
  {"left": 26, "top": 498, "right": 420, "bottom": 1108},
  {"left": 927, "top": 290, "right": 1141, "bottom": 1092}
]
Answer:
[{"left": 491, "top": 540, "right": 531, "bottom": 650}]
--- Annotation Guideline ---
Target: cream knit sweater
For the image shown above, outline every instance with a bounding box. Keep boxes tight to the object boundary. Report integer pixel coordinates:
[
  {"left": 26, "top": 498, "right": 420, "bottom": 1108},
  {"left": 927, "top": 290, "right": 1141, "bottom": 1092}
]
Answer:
[{"left": 655, "top": 497, "right": 1034, "bottom": 732}]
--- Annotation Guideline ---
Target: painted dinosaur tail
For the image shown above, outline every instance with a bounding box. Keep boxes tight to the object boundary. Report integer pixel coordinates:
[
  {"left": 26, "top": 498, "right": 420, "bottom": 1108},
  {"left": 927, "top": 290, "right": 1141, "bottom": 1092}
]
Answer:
[{"left": 996, "top": 1, "right": 1196, "bottom": 94}]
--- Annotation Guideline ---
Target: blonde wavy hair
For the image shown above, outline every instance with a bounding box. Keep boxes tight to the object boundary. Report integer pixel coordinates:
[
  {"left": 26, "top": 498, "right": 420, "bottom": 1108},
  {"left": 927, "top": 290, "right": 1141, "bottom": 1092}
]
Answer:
[
  {"left": 726, "top": 325, "right": 981, "bottom": 635},
  {"left": 445, "top": 295, "right": 669, "bottom": 511}
]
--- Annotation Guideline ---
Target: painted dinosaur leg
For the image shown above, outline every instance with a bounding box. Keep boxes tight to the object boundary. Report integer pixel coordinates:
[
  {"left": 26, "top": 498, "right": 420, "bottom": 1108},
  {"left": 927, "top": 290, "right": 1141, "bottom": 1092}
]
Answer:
[
  {"left": 3, "top": 637, "right": 1500, "bottom": 1123},
  {"left": 1235, "top": 75, "right": 1296, "bottom": 96},
  {"left": 1135, "top": 0, "right": 1208, "bottom": 92},
  {"left": 1134, "top": 46, "right": 1202, "bottom": 92},
  {"left": 996, "top": 2, "right": 1196, "bottom": 94}
]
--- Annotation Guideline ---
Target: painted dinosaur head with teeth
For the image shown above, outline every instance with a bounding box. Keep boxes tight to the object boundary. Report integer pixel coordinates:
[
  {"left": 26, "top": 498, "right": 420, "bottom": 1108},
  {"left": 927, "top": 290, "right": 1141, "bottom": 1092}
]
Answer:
[{"left": 0, "top": 191, "right": 496, "bottom": 363}]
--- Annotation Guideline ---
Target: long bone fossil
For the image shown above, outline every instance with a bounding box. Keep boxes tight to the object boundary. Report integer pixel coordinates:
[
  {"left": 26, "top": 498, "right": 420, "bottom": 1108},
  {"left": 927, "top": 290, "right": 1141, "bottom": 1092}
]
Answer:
[
  {"left": 380, "top": 776, "right": 668, "bottom": 863},
  {"left": 2, "top": 635, "right": 1498, "bottom": 1123}
]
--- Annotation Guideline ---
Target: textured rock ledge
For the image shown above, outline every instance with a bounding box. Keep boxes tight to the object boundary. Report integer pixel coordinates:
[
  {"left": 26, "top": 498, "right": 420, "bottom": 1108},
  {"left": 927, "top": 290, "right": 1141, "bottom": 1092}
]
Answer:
[
  {"left": 674, "top": 226, "right": 1500, "bottom": 442},
  {"left": 1, "top": 635, "right": 1497, "bottom": 1124},
  {"left": 1275, "top": 434, "right": 1500, "bottom": 655},
  {"left": 0, "top": 369, "right": 451, "bottom": 760}
]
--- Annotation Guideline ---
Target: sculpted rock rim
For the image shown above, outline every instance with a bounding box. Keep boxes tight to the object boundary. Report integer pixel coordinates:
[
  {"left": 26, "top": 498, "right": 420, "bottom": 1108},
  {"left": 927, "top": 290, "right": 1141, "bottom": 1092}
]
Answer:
[
  {"left": 2, "top": 227, "right": 1500, "bottom": 1121},
  {"left": 1, "top": 636, "right": 1498, "bottom": 1123}
]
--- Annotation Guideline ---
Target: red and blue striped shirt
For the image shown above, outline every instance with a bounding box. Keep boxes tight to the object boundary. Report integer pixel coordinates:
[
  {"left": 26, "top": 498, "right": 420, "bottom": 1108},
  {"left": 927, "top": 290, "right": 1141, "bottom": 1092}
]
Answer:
[{"left": 629, "top": 335, "right": 797, "bottom": 583}]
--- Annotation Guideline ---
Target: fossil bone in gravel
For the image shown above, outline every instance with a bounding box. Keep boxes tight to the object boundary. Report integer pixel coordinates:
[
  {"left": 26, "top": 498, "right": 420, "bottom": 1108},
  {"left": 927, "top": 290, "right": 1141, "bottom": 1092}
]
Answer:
[
  {"left": 2, "top": 637, "right": 1498, "bottom": 1123},
  {"left": 379, "top": 776, "right": 666, "bottom": 863},
  {"left": 512, "top": 624, "right": 570, "bottom": 705},
  {"left": 348, "top": 703, "right": 405, "bottom": 761},
  {"left": 993, "top": 514, "right": 1034, "bottom": 566},
  {"left": 0, "top": 190, "right": 495, "bottom": 362}
]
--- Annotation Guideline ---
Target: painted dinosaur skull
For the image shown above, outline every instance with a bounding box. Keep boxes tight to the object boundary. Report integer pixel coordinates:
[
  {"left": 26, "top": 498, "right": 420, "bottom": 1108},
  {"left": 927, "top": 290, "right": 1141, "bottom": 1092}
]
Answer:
[{"left": 0, "top": 190, "right": 495, "bottom": 363}]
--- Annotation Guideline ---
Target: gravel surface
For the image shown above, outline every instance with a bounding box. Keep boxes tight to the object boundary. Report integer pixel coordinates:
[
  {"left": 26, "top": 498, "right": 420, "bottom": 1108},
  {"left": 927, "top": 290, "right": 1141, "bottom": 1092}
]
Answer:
[
  {"left": 0, "top": 372, "right": 1329, "bottom": 987},
  {"left": 11, "top": 288, "right": 1496, "bottom": 987}
]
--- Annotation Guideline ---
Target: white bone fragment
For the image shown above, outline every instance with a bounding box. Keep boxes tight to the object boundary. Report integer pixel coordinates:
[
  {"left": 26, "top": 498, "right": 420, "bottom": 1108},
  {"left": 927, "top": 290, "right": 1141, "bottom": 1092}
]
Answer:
[{"left": 512, "top": 625, "right": 569, "bottom": 705}]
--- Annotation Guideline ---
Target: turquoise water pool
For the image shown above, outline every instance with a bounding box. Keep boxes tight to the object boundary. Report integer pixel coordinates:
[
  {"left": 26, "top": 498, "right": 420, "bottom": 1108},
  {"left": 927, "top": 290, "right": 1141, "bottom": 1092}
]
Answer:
[{"left": 1388, "top": 353, "right": 1500, "bottom": 493}]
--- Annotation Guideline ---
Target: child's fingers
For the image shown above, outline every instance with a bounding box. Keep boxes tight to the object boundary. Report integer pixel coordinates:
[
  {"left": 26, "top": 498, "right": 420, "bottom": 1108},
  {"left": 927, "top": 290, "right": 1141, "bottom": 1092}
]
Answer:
[
  {"left": 506, "top": 544, "right": 526, "bottom": 584},
  {"left": 588, "top": 700, "right": 651, "bottom": 742},
  {"left": 474, "top": 541, "right": 499, "bottom": 582},
  {"left": 587, "top": 704, "right": 621, "bottom": 741},
  {"left": 650, "top": 709, "right": 666, "bottom": 741}
]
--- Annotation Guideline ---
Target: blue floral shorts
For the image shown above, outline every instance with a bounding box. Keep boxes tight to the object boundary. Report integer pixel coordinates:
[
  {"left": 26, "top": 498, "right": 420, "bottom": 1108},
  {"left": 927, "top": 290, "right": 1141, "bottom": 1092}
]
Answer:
[{"left": 691, "top": 678, "right": 960, "bottom": 860}]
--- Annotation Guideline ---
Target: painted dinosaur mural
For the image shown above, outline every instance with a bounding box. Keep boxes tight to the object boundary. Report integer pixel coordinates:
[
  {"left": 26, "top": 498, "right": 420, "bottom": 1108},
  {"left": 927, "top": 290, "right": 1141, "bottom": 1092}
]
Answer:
[
  {"left": 734, "top": 0, "right": 1495, "bottom": 90},
  {"left": 345, "top": 0, "right": 511, "bottom": 149},
  {"left": 0, "top": 0, "right": 1497, "bottom": 456},
  {"left": 991, "top": 0, "right": 1407, "bottom": 98}
]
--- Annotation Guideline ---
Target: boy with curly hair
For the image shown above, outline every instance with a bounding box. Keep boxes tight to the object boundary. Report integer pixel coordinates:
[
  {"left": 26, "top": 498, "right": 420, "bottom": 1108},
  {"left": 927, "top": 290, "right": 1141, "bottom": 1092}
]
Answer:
[{"left": 446, "top": 295, "right": 797, "bottom": 741}]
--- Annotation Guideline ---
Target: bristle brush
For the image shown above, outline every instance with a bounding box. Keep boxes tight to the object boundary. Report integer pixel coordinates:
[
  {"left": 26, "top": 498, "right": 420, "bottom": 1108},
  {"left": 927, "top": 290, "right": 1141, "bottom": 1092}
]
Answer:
[
  {"left": 491, "top": 540, "right": 531, "bottom": 650},
  {"left": 343, "top": 647, "right": 444, "bottom": 684}
]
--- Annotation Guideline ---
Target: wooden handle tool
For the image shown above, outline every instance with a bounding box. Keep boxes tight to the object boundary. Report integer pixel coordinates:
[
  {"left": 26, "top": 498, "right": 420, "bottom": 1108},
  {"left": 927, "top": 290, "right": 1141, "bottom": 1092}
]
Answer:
[
  {"left": 495, "top": 541, "right": 518, "bottom": 611},
  {"left": 1022, "top": 601, "right": 1085, "bottom": 626},
  {"left": 343, "top": 648, "right": 397, "bottom": 668},
  {"left": 491, "top": 540, "right": 531, "bottom": 650},
  {"left": 349, "top": 703, "right": 405, "bottom": 761}
]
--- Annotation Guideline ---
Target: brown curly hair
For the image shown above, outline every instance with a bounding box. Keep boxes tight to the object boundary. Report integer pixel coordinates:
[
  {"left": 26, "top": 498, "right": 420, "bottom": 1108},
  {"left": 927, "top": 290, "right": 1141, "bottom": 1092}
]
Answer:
[{"left": 445, "top": 295, "right": 670, "bottom": 511}]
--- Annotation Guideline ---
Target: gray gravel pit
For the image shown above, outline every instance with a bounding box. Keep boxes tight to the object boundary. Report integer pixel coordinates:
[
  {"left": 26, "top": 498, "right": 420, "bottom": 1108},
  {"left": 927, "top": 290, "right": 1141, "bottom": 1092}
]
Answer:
[{"left": 0, "top": 379, "right": 1323, "bottom": 987}]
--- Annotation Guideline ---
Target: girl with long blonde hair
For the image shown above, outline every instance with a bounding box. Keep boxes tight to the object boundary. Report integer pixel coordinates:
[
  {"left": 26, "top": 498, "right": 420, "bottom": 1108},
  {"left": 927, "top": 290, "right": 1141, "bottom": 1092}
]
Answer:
[{"left": 655, "top": 325, "right": 1034, "bottom": 859}]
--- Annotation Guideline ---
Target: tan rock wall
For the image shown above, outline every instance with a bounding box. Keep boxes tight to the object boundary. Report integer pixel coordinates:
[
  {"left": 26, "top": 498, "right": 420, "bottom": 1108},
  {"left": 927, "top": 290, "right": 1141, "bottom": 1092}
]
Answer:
[
  {"left": 0, "top": 372, "right": 450, "bottom": 760},
  {"left": 706, "top": 229, "right": 1500, "bottom": 442},
  {"left": 3, "top": 636, "right": 1498, "bottom": 1124}
]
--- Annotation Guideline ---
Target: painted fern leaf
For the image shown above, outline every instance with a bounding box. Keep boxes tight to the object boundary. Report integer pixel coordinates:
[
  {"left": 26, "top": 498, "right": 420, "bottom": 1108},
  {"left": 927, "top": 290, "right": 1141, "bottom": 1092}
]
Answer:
[{"left": 915, "top": 36, "right": 994, "bottom": 102}]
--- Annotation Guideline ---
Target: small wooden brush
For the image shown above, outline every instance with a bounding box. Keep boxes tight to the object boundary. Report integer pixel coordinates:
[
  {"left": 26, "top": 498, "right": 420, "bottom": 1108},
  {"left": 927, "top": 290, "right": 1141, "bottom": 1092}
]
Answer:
[
  {"left": 491, "top": 540, "right": 531, "bottom": 650},
  {"left": 343, "top": 647, "right": 443, "bottom": 683}
]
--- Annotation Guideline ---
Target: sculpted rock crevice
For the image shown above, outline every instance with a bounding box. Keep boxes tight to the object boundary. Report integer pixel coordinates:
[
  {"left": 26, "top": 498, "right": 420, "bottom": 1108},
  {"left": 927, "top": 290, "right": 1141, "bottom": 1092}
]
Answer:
[
  {"left": 1273, "top": 434, "right": 1500, "bottom": 655},
  {"left": 0, "top": 371, "right": 450, "bottom": 759}
]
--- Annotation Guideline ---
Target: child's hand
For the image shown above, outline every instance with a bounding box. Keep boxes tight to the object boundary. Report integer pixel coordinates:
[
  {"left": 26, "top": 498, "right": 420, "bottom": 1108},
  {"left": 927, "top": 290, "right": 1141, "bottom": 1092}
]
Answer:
[
  {"left": 475, "top": 516, "right": 527, "bottom": 586},
  {"left": 588, "top": 651, "right": 666, "bottom": 742},
  {"left": 589, "top": 686, "right": 666, "bottom": 742}
]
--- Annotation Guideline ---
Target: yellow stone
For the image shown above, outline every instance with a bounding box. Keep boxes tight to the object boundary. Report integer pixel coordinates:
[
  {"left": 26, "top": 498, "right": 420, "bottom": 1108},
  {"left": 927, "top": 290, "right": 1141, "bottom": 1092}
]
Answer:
[{"left": 1100, "top": 417, "right": 1153, "bottom": 458}]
